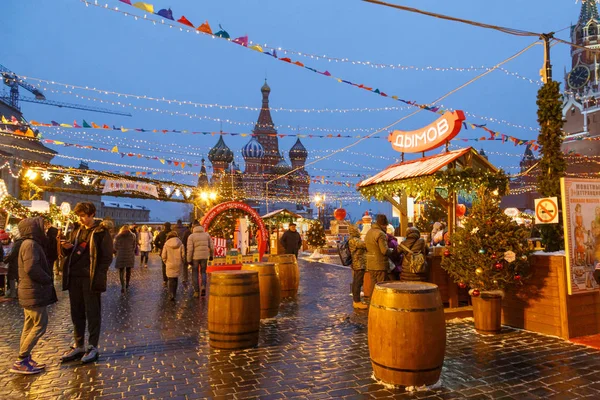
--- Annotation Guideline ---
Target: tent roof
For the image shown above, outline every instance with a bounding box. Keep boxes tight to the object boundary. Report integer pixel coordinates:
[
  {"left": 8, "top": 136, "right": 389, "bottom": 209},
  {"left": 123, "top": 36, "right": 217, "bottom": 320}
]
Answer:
[
  {"left": 261, "top": 208, "right": 302, "bottom": 220},
  {"left": 358, "top": 147, "right": 497, "bottom": 188}
]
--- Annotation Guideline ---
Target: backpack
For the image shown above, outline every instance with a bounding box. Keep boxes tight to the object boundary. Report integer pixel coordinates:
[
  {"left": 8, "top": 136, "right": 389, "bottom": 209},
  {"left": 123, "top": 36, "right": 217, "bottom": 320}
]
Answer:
[
  {"left": 337, "top": 239, "right": 352, "bottom": 266},
  {"left": 399, "top": 242, "right": 426, "bottom": 274}
]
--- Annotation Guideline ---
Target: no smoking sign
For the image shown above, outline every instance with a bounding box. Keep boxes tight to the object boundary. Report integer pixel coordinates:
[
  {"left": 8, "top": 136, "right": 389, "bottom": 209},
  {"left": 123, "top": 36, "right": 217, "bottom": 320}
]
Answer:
[{"left": 534, "top": 197, "right": 559, "bottom": 224}]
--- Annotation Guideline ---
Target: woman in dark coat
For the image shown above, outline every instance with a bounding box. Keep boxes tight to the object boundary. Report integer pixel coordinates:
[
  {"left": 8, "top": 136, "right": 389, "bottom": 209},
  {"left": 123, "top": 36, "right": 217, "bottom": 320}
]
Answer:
[
  {"left": 4, "top": 237, "right": 23, "bottom": 298},
  {"left": 113, "top": 225, "right": 137, "bottom": 293},
  {"left": 399, "top": 227, "right": 429, "bottom": 281}
]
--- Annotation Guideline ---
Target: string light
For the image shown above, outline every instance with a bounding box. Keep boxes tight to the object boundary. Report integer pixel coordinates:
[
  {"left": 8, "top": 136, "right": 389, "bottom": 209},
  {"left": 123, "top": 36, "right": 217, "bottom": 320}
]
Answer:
[
  {"left": 63, "top": 175, "right": 72, "bottom": 185},
  {"left": 42, "top": 171, "right": 51, "bottom": 181},
  {"left": 82, "top": 176, "right": 91, "bottom": 185}
]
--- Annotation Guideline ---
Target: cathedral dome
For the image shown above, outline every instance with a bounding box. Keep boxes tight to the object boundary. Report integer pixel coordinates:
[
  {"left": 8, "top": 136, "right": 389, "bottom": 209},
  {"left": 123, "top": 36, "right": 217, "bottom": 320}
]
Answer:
[
  {"left": 208, "top": 136, "right": 234, "bottom": 164},
  {"left": 272, "top": 154, "right": 292, "bottom": 175},
  {"left": 261, "top": 80, "right": 271, "bottom": 93},
  {"left": 242, "top": 137, "right": 265, "bottom": 159},
  {"left": 289, "top": 138, "right": 308, "bottom": 160}
]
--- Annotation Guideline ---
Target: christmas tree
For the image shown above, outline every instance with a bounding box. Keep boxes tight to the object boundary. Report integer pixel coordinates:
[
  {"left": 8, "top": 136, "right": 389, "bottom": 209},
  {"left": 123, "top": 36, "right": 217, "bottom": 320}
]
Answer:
[
  {"left": 536, "top": 81, "right": 566, "bottom": 251},
  {"left": 441, "top": 188, "right": 531, "bottom": 293},
  {"left": 306, "top": 220, "right": 327, "bottom": 248}
]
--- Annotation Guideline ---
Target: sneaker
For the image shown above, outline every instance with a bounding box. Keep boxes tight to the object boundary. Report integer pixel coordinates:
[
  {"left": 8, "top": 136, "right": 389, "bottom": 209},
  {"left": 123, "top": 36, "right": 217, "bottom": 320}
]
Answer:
[
  {"left": 121, "top": 288, "right": 125, "bottom": 294},
  {"left": 29, "top": 358, "right": 46, "bottom": 369},
  {"left": 61, "top": 347, "right": 85, "bottom": 362},
  {"left": 10, "top": 358, "right": 43, "bottom": 375},
  {"left": 353, "top": 301, "right": 368, "bottom": 310},
  {"left": 193, "top": 291, "right": 199, "bottom": 298},
  {"left": 81, "top": 346, "right": 99, "bottom": 364}
]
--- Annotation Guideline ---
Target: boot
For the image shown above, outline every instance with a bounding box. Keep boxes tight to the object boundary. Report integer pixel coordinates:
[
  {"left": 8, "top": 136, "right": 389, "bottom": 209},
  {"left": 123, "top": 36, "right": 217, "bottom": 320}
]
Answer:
[{"left": 353, "top": 301, "right": 368, "bottom": 310}]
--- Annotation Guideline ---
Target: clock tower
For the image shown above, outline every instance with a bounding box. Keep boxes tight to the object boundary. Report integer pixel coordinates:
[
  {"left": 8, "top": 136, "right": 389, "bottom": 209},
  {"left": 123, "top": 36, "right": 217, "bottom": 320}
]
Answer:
[{"left": 562, "top": 0, "right": 600, "bottom": 167}]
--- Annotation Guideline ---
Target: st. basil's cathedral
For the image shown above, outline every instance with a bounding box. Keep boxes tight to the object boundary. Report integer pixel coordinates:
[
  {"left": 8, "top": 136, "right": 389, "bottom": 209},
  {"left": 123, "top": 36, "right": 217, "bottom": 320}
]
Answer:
[{"left": 197, "top": 81, "right": 311, "bottom": 214}]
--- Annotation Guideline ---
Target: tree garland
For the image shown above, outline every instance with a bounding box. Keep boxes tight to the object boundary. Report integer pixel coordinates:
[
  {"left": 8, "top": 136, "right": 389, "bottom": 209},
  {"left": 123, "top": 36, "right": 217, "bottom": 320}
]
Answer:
[
  {"left": 0, "top": 195, "right": 78, "bottom": 223},
  {"left": 358, "top": 168, "right": 508, "bottom": 202}
]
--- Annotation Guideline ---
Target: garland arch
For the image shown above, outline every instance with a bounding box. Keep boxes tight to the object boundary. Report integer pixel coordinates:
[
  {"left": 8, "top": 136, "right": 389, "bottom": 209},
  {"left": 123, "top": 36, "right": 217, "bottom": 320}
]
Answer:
[{"left": 200, "top": 201, "right": 268, "bottom": 260}]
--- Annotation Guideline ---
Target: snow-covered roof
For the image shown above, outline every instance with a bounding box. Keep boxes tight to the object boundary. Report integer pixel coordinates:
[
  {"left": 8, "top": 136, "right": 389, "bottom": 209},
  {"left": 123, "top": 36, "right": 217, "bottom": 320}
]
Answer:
[{"left": 101, "top": 201, "right": 147, "bottom": 210}]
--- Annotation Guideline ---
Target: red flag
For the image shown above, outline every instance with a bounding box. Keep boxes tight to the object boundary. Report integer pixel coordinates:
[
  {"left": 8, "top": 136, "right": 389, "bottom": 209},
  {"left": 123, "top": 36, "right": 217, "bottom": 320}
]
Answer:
[
  {"left": 73, "top": 120, "right": 81, "bottom": 128},
  {"left": 178, "top": 16, "right": 194, "bottom": 28}
]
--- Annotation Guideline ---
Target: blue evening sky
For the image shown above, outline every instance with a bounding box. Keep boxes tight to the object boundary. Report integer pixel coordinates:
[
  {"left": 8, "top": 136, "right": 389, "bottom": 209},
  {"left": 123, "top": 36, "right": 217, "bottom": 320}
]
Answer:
[{"left": 1, "top": 0, "right": 580, "bottom": 221}]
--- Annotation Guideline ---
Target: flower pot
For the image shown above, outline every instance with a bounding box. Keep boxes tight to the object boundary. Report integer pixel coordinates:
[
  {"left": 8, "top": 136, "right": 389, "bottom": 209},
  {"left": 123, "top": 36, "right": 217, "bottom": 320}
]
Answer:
[{"left": 471, "top": 293, "right": 502, "bottom": 334}]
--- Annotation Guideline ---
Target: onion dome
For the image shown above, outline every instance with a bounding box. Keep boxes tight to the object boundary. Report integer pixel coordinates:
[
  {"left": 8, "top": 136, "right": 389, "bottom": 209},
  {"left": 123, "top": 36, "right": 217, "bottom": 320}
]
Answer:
[
  {"left": 272, "top": 153, "right": 292, "bottom": 175},
  {"left": 289, "top": 138, "right": 308, "bottom": 160},
  {"left": 242, "top": 137, "right": 265, "bottom": 159},
  {"left": 208, "top": 136, "right": 234, "bottom": 164},
  {"left": 261, "top": 79, "right": 271, "bottom": 93}
]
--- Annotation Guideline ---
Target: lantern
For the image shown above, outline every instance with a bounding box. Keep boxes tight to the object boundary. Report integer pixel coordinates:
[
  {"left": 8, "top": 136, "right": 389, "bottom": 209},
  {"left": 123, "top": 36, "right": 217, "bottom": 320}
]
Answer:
[
  {"left": 334, "top": 208, "right": 347, "bottom": 221},
  {"left": 456, "top": 203, "right": 466, "bottom": 217}
]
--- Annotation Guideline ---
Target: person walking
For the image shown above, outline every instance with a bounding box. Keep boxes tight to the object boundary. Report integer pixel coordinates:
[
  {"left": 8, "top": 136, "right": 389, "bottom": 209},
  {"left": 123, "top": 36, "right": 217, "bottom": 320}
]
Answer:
[
  {"left": 113, "top": 225, "right": 137, "bottom": 293},
  {"left": 365, "top": 214, "right": 394, "bottom": 296},
  {"left": 138, "top": 225, "right": 153, "bottom": 268},
  {"left": 154, "top": 222, "right": 171, "bottom": 287},
  {"left": 187, "top": 223, "right": 214, "bottom": 298},
  {"left": 173, "top": 220, "right": 191, "bottom": 285},
  {"left": 161, "top": 231, "right": 185, "bottom": 301},
  {"left": 348, "top": 224, "right": 368, "bottom": 309},
  {"left": 60, "top": 202, "right": 113, "bottom": 364},
  {"left": 44, "top": 221, "right": 60, "bottom": 280},
  {"left": 280, "top": 223, "right": 302, "bottom": 258},
  {"left": 10, "top": 217, "right": 57, "bottom": 374}
]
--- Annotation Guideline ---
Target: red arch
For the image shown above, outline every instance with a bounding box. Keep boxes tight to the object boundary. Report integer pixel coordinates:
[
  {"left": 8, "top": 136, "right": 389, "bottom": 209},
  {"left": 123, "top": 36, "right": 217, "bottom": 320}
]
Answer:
[{"left": 200, "top": 201, "right": 268, "bottom": 260}]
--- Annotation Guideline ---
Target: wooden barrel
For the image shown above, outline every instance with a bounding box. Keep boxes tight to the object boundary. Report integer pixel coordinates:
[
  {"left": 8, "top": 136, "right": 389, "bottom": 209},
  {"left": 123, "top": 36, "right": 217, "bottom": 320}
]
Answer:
[
  {"left": 363, "top": 271, "right": 373, "bottom": 298},
  {"left": 241, "top": 262, "right": 281, "bottom": 319},
  {"left": 368, "top": 282, "right": 446, "bottom": 387},
  {"left": 472, "top": 293, "right": 502, "bottom": 334},
  {"left": 268, "top": 254, "right": 299, "bottom": 297},
  {"left": 208, "top": 270, "right": 260, "bottom": 350}
]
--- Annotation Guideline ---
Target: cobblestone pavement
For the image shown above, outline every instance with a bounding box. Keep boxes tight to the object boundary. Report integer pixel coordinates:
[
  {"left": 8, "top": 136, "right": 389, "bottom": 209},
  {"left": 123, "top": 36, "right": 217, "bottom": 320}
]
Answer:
[{"left": 2, "top": 254, "right": 600, "bottom": 399}]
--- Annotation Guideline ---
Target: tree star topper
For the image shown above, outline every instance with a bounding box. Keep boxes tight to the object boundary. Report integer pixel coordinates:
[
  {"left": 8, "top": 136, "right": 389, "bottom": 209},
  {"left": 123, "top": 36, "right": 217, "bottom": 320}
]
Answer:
[{"left": 388, "top": 110, "right": 465, "bottom": 153}]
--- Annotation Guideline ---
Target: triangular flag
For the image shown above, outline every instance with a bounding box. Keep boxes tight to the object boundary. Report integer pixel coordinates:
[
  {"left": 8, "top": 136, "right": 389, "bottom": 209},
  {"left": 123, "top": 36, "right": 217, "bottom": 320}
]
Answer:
[
  {"left": 1, "top": 116, "right": 8, "bottom": 124},
  {"left": 178, "top": 15, "right": 194, "bottom": 28},
  {"left": 232, "top": 35, "right": 248, "bottom": 47},
  {"left": 133, "top": 2, "right": 153, "bottom": 13},
  {"left": 91, "top": 122, "right": 100, "bottom": 129},
  {"left": 60, "top": 124, "right": 72, "bottom": 128},
  {"left": 197, "top": 21, "right": 212, "bottom": 34},
  {"left": 156, "top": 8, "right": 174, "bottom": 20},
  {"left": 11, "top": 116, "right": 18, "bottom": 123},
  {"left": 119, "top": 0, "right": 132, "bottom": 4},
  {"left": 111, "top": 146, "right": 119, "bottom": 153},
  {"left": 25, "top": 128, "right": 36, "bottom": 137},
  {"left": 249, "top": 44, "right": 263, "bottom": 52},
  {"left": 29, "top": 120, "right": 41, "bottom": 126},
  {"left": 215, "top": 25, "right": 230, "bottom": 38},
  {"left": 83, "top": 120, "right": 91, "bottom": 128},
  {"left": 181, "top": 162, "right": 186, "bottom": 169},
  {"left": 103, "top": 124, "right": 110, "bottom": 129},
  {"left": 159, "top": 159, "right": 165, "bottom": 164},
  {"left": 51, "top": 121, "right": 60, "bottom": 126}
]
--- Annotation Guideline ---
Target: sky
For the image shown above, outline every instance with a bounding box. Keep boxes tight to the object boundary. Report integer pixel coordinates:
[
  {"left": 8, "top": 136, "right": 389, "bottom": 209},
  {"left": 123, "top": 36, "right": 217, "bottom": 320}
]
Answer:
[{"left": 0, "top": 0, "right": 582, "bottom": 222}]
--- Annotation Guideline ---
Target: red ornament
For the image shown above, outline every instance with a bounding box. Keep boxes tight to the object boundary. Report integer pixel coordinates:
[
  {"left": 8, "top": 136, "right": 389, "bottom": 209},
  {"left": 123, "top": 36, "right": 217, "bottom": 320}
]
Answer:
[
  {"left": 456, "top": 203, "right": 466, "bottom": 217},
  {"left": 334, "top": 208, "right": 347, "bottom": 221},
  {"left": 472, "top": 289, "right": 481, "bottom": 297},
  {"left": 443, "top": 249, "right": 451, "bottom": 257},
  {"left": 494, "top": 262, "right": 503, "bottom": 270},
  {"left": 458, "top": 282, "right": 467, "bottom": 289},
  {"left": 491, "top": 253, "right": 497, "bottom": 260},
  {"left": 444, "top": 232, "right": 451, "bottom": 243},
  {"left": 514, "top": 274, "right": 522, "bottom": 281}
]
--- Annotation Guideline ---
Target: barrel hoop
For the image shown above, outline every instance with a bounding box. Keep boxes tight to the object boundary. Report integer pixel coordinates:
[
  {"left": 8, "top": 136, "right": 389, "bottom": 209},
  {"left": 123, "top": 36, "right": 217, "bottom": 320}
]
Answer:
[
  {"left": 370, "top": 359, "right": 442, "bottom": 373},
  {"left": 475, "top": 327, "right": 501, "bottom": 333},
  {"left": 211, "top": 282, "right": 259, "bottom": 287},
  {"left": 209, "top": 292, "right": 260, "bottom": 297},
  {"left": 369, "top": 303, "right": 442, "bottom": 313},
  {"left": 377, "top": 287, "right": 438, "bottom": 294},
  {"left": 209, "top": 329, "right": 259, "bottom": 336}
]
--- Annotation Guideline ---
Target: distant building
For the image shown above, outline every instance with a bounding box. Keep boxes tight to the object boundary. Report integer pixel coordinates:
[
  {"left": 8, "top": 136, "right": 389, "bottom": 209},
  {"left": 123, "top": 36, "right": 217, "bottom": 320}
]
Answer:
[{"left": 98, "top": 201, "right": 150, "bottom": 227}]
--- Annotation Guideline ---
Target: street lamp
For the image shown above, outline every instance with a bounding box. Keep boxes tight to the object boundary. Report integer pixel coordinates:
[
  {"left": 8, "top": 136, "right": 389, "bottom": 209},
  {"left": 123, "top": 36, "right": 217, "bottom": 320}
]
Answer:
[
  {"left": 313, "top": 193, "right": 326, "bottom": 226},
  {"left": 195, "top": 189, "right": 218, "bottom": 219}
]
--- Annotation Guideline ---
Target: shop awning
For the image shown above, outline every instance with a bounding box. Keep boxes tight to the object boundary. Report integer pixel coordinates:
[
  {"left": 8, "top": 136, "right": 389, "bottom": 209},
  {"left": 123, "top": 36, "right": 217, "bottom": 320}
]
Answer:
[
  {"left": 358, "top": 147, "right": 495, "bottom": 188},
  {"left": 261, "top": 208, "right": 302, "bottom": 220}
]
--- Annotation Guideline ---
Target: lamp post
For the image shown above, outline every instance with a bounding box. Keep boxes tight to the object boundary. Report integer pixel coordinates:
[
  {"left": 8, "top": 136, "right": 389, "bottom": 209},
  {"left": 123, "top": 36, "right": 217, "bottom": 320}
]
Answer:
[
  {"left": 195, "top": 189, "right": 218, "bottom": 220},
  {"left": 313, "top": 193, "right": 326, "bottom": 226}
]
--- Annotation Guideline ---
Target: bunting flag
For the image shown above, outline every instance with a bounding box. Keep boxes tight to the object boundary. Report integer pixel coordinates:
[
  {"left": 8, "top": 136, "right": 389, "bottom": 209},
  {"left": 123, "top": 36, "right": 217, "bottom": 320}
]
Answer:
[
  {"left": 132, "top": 2, "right": 153, "bottom": 13},
  {"left": 73, "top": 120, "right": 81, "bottom": 128},
  {"left": 177, "top": 15, "right": 194, "bottom": 28},
  {"left": 83, "top": 120, "right": 91, "bottom": 128},
  {"left": 214, "top": 25, "right": 230, "bottom": 39},
  {"left": 197, "top": 21, "right": 212, "bottom": 34},
  {"left": 156, "top": 8, "right": 174, "bottom": 20},
  {"left": 119, "top": 0, "right": 132, "bottom": 4},
  {"left": 1, "top": 116, "right": 8, "bottom": 124},
  {"left": 232, "top": 35, "right": 248, "bottom": 47},
  {"left": 91, "top": 122, "right": 101, "bottom": 129},
  {"left": 111, "top": 145, "right": 119, "bottom": 153}
]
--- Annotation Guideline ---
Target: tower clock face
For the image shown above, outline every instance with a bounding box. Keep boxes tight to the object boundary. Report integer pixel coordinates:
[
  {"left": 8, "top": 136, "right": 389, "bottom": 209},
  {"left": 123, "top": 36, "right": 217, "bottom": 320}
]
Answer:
[{"left": 568, "top": 65, "right": 591, "bottom": 89}]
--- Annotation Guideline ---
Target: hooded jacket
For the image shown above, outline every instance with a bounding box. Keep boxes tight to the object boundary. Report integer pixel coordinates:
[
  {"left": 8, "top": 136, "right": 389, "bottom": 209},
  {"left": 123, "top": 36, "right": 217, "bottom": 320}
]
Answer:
[
  {"left": 17, "top": 217, "right": 57, "bottom": 309},
  {"left": 162, "top": 237, "right": 185, "bottom": 278},
  {"left": 348, "top": 224, "right": 366, "bottom": 270},
  {"left": 114, "top": 230, "right": 137, "bottom": 269},
  {"left": 365, "top": 223, "right": 392, "bottom": 271},
  {"left": 62, "top": 220, "right": 114, "bottom": 292},
  {"left": 138, "top": 230, "right": 153, "bottom": 252},
  {"left": 187, "top": 225, "right": 214, "bottom": 262},
  {"left": 400, "top": 227, "right": 429, "bottom": 270},
  {"left": 4, "top": 238, "right": 23, "bottom": 281}
]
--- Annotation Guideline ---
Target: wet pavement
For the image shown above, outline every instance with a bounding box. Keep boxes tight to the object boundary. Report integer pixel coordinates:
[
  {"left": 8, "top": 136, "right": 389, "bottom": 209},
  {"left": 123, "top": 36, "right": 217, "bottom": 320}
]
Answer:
[{"left": 1, "top": 254, "right": 600, "bottom": 399}]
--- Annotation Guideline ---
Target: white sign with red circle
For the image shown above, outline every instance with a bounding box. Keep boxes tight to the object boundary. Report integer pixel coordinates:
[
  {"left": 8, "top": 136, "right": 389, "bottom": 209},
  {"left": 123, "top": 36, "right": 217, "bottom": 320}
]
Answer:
[{"left": 534, "top": 197, "right": 559, "bottom": 224}]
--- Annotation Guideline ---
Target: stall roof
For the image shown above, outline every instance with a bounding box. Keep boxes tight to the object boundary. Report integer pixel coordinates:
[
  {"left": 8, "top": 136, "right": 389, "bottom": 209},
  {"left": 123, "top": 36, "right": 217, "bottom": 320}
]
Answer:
[
  {"left": 261, "top": 208, "right": 302, "bottom": 220},
  {"left": 358, "top": 147, "right": 496, "bottom": 188}
]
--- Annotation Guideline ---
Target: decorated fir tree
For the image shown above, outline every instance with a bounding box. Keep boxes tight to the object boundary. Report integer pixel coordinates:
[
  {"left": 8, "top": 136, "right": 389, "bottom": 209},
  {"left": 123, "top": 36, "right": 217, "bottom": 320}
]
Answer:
[
  {"left": 306, "top": 220, "right": 327, "bottom": 249},
  {"left": 536, "top": 81, "right": 566, "bottom": 251},
  {"left": 441, "top": 188, "right": 531, "bottom": 294}
]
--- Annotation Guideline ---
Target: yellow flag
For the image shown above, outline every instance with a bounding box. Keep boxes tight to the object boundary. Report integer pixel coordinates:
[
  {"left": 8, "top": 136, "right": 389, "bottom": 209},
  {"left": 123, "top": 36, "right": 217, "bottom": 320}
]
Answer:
[
  {"left": 60, "top": 123, "right": 72, "bottom": 128},
  {"left": 249, "top": 44, "right": 263, "bottom": 52},
  {"left": 121, "top": 127, "right": 128, "bottom": 132},
  {"left": 133, "top": 2, "right": 154, "bottom": 13},
  {"left": 159, "top": 159, "right": 165, "bottom": 164},
  {"left": 1, "top": 116, "right": 8, "bottom": 124},
  {"left": 181, "top": 162, "right": 186, "bottom": 169},
  {"left": 111, "top": 146, "right": 119, "bottom": 153},
  {"left": 91, "top": 122, "right": 100, "bottom": 129},
  {"left": 25, "top": 128, "right": 36, "bottom": 137}
]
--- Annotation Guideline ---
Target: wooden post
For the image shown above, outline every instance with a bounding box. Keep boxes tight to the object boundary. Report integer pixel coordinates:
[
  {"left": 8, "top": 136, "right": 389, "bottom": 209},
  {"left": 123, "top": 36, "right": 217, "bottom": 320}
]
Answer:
[{"left": 384, "top": 194, "right": 407, "bottom": 234}]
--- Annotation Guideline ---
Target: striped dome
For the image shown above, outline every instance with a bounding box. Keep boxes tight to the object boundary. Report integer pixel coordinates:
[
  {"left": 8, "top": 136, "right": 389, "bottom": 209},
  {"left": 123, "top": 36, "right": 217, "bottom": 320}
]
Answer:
[
  {"left": 208, "top": 136, "right": 234, "bottom": 163},
  {"left": 242, "top": 137, "right": 264, "bottom": 159},
  {"left": 289, "top": 138, "right": 307, "bottom": 160}
]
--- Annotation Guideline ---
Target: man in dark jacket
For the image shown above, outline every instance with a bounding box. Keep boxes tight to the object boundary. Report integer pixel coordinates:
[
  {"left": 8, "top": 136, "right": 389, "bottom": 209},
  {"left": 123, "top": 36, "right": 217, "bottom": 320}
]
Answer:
[
  {"left": 280, "top": 223, "right": 302, "bottom": 258},
  {"left": 4, "top": 237, "right": 22, "bottom": 298},
  {"left": 60, "top": 202, "right": 113, "bottom": 364},
  {"left": 174, "top": 220, "right": 191, "bottom": 284},
  {"left": 10, "top": 217, "right": 57, "bottom": 375},
  {"left": 44, "top": 222, "right": 59, "bottom": 278},
  {"left": 365, "top": 214, "right": 394, "bottom": 296},
  {"left": 154, "top": 222, "right": 171, "bottom": 286}
]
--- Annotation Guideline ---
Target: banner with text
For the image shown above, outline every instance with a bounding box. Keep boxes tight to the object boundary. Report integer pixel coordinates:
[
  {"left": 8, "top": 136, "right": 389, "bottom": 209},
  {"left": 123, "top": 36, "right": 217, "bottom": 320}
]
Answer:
[{"left": 102, "top": 179, "right": 159, "bottom": 198}]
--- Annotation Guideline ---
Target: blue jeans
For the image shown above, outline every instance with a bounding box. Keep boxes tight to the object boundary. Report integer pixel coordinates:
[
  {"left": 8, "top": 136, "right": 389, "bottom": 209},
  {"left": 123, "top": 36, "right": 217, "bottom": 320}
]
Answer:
[{"left": 191, "top": 259, "right": 208, "bottom": 293}]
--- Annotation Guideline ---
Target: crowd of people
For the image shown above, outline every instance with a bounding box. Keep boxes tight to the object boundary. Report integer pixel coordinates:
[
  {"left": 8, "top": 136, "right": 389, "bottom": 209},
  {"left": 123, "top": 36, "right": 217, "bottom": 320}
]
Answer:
[
  {"left": 349, "top": 214, "right": 429, "bottom": 309},
  {"left": 7, "top": 203, "right": 215, "bottom": 375}
]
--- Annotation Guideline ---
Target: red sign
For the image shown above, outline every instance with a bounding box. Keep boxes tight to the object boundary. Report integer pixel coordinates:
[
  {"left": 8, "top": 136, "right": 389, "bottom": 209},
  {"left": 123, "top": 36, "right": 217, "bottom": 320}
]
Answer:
[
  {"left": 201, "top": 201, "right": 268, "bottom": 260},
  {"left": 388, "top": 110, "right": 465, "bottom": 153}
]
